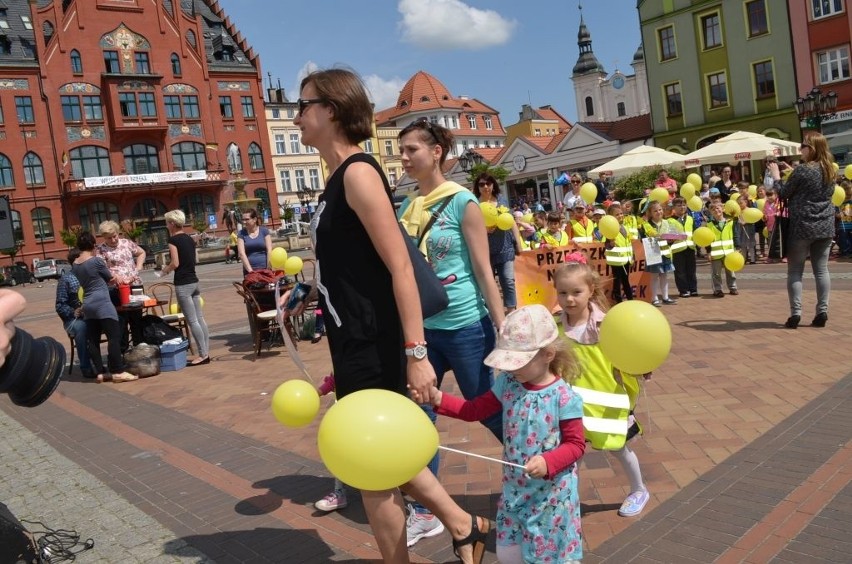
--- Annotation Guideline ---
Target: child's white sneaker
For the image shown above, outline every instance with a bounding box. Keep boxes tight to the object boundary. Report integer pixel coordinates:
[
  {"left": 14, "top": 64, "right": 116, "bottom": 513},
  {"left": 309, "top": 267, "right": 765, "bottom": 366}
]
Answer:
[{"left": 618, "top": 489, "right": 650, "bottom": 517}]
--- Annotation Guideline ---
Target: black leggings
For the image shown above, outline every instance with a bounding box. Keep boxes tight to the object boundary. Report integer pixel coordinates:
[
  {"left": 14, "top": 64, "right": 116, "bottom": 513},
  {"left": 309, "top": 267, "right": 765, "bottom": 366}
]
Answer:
[
  {"left": 611, "top": 265, "right": 634, "bottom": 301},
  {"left": 86, "top": 318, "right": 124, "bottom": 374}
]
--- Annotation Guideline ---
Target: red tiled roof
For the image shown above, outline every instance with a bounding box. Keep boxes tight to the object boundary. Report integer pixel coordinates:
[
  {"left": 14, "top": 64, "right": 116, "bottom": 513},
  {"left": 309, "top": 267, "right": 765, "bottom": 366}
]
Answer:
[
  {"left": 577, "top": 114, "right": 652, "bottom": 143},
  {"left": 521, "top": 135, "right": 555, "bottom": 151},
  {"left": 534, "top": 106, "right": 572, "bottom": 130},
  {"left": 544, "top": 130, "right": 570, "bottom": 153}
]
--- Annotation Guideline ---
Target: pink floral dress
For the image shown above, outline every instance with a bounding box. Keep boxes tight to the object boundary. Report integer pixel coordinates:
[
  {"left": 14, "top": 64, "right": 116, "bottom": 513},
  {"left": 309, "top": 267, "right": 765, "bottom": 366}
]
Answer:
[{"left": 96, "top": 238, "right": 142, "bottom": 284}]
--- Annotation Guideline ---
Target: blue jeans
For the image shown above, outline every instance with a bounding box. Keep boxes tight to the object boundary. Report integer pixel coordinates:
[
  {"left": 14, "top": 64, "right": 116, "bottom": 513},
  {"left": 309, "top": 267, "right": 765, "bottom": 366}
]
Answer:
[
  {"left": 175, "top": 283, "right": 210, "bottom": 358},
  {"left": 64, "top": 318, "right": 93, "bottom": 375},
  {"left": 492, "top": 259, "right": 517, "bottom": 309},
  {"left": 786, "top": 238, "right": 831, "bottom": 317},
  {"left": 412, "top": 316, "right": 502, "bottom": 513}
]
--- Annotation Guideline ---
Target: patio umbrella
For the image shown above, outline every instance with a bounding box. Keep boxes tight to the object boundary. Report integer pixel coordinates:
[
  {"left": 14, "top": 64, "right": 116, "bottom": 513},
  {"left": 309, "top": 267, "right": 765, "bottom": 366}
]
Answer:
[
  {"left": 682, "top": 131, "right": 801, "bottom": 168},
  {"left": 589, "top": 145, "right": 687, "bottom": 177}
]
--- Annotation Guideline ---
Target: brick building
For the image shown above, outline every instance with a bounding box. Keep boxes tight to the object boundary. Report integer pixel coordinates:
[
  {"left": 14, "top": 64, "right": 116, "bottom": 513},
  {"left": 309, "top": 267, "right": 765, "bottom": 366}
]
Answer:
[{"left": 0, "top": 0, "right": 275, "bottom": 266}]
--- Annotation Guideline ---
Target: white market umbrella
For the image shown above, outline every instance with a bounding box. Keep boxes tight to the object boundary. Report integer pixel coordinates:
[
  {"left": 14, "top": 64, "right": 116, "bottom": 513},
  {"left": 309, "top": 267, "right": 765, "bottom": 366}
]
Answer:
[
  {"left": 589, "top": 145, "right": 686, "bottom": 177},
  {"left": 682, "top": 131, "right": 801, "bottom": 168}
]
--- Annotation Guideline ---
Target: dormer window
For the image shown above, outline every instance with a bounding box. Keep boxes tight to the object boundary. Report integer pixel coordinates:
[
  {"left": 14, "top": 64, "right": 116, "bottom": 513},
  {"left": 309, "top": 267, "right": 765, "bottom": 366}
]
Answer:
[
  {"left": 420, "top": 96, "right": 430, "bottom": 102},
  {"left": 21, "top": 16, "right": 33, "bottom": 30}
]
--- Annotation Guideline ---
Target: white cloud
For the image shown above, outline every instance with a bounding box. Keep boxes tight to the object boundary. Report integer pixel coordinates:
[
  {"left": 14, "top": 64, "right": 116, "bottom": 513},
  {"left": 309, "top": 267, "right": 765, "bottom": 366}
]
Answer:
[
  {"left": 398, "top": 0, "right": 516, "bottom": 50},
  {"left": 363, "top": 74, "right": 407, "bottom": 111},
  {"left": 290, "top": 61, "right": 320, "bottom": 99}
]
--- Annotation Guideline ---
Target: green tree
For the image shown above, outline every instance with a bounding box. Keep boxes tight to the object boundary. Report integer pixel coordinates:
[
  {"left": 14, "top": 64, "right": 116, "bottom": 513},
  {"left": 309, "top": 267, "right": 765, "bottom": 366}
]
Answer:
[
  {"left": 1, "top": 246, "right": 19, "bottom": 264},
  {"left": 120, "top": 219, "right": 144, "bottom": 241},
  {"left": 60, "top": 225, "right": 83, "bottom": 248},
  {"left": 611, "top": 166, "right": 684, "bottom": 209},
  {"left": 466, "top": 163, "right": 510, "bottom": 185}
]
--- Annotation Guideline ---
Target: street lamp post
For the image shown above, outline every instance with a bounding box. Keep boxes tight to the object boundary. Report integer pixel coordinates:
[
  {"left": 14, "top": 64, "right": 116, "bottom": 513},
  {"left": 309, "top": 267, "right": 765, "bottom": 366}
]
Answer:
[
  {"left": 297, "top": 185, "right": 316, "bottom": 223},
  {"left": 21, "top": 128, "right": 47, "bottom": 261},
  {"left": 794, "top": 87, "right": 839, "bottom": 133},
  {"left": 458, "top": 148, "right": 484, "bottom": 173}
]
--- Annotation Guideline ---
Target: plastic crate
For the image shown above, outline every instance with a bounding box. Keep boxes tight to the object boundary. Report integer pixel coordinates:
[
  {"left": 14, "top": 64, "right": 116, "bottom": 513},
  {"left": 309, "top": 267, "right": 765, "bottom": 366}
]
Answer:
[{"left": 159, "top": 340, "right": 189, "bottom": 371}]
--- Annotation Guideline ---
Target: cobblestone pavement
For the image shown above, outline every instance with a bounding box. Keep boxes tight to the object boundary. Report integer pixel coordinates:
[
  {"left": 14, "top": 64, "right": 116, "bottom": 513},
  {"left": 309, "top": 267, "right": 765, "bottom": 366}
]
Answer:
[{"left": 0, "top": 253, "right": 849, "bottom": 562}]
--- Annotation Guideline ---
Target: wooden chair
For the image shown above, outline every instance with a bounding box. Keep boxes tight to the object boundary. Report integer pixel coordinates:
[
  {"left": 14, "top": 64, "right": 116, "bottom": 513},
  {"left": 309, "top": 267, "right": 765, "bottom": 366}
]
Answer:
[
  {"left": 147, "top": 282, "right": 194, "bottom": 354},
  {"left": 67, "top": 333, "right": 107, "bottom": 375},
  {"left": 233, "top": 281, "right": 297, "bottom": 359}
]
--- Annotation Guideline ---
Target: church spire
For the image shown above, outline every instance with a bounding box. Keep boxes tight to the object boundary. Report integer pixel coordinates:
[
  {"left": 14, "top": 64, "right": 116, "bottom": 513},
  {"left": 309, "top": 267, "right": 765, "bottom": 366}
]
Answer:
[{"left": 572, "top": 3, "right": 605, "bottom": 76}]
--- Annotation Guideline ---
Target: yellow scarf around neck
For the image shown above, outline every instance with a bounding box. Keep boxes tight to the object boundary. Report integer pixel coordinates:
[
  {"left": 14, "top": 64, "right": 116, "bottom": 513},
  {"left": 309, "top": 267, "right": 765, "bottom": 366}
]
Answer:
[{"left": 398, "top": 181, "right": 467, "bottom": 254}]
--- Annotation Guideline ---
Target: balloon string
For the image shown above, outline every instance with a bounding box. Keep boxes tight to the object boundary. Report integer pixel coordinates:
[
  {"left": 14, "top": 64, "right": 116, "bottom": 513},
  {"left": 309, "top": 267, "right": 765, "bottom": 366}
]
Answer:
[
  {"left": 642, "top": 382, "right": 651, "bottom": 436},
  {"left": 438, "top": 446, "right": 526, "bottom": 470},
  {"left": 274, "top": 282, "right": 315, "bottom": 385}
]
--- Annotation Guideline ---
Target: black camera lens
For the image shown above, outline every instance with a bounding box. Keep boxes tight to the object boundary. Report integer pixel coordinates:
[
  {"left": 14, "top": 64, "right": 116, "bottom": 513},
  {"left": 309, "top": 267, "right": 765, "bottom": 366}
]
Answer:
[{"left": 0, "top": 329, "right": 64, "bottom": 407}]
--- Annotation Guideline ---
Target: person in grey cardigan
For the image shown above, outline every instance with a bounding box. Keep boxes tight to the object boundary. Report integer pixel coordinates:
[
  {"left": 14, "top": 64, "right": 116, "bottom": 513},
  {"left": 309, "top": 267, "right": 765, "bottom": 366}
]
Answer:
[{"left": 768, "top": 132, "right": 835, "bottom": 329}]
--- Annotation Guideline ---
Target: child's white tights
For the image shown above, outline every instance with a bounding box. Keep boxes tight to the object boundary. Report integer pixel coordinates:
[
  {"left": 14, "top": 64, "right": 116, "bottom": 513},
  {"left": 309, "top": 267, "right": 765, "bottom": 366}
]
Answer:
[
  {"left": 612, "top": 442, "right": 646, "bottom": 493},
  {"left": 651, "top": 272, "right": 670, "bottom": 300},
  {"left": 497, "top": 544, "right": 580, "bottom": 564}
]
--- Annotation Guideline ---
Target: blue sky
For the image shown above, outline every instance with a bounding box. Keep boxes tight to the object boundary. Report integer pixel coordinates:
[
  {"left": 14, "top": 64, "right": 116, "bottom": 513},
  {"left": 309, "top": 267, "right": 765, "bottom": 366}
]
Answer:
[{"left": 216, "top": 0, "right": 642, "bottom": 124}]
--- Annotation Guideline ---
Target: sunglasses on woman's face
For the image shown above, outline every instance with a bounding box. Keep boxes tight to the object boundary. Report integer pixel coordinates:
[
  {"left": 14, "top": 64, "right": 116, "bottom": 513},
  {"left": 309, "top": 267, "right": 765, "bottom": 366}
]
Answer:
[{"left": 477, "top": 181, "right": 491, "bottom": 188}]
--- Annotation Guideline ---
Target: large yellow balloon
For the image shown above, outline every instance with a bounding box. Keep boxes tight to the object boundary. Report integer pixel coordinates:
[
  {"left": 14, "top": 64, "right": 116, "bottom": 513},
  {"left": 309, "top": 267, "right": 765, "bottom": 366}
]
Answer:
[
  {"left": 522, "top": 212, "right": 534, "bottom": 223},
  {"left": 756, "top": 198, "right": 766, "bottom": 211},
  {"left": 692, "top": 226, "right": 716, "bottom": 247},
  {"left": 724, "top": 200, "right": 741, "bottom": 217},
  {"left": 169, "top": 302, "right": 181, "bottom": 315},
  {"left": 272, "top": 380, "right": 320, "bottom": 428},
  {"left": 650, "top": 187, "right": 670, "bottom": 204},
  {"left": 599, "top": 301, "right": 672, "bottom": 374},
  {"left": 598, "top": 215, "right": 620, "bottom": 240},
  {"left": 832, "top": 184, "right": 845, "bottom": 206},
  {"left": 687, "top": 196, "right": 703, "bottom": 212},
  {"left": 724, "top": 251, "right": 745, "bottom": 272},
  {"left": 580, "top": 182, "right": 598, "bottom": 204},
  {"left": 480, "top": 202, "right": 499, "bottom": 227},
  {"left": 283, "top": 256, "right": 304, "bottom": 275},
  {"left": 845, "top": 164, "right": 852, "bottom": 180},
  {"left": 747, "top": 185, "right": 758, "bottom": 199},
  {"left": 270, "top": 247, "right": 288, "bottom": 270},
  {"left": 496, "top": 212, "right": 515, "bottom": 231},
  {"left": 742, "top": 207, "right": 764, "bottom": 224},
  {"left": 317, "top": 389, "right": 439, "bottom": 491},
  {"left": 679, "top": 183, "right": 695, "bottom": 199},
  {"left": 687, "top": 173, "right": 703, "bottom": 190}
]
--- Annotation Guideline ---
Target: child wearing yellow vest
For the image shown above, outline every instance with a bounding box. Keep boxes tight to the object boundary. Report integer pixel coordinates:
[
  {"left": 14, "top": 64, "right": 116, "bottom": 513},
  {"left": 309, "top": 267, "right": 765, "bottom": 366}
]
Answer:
[
  {"left": 595, "top": 203, "right": 634, "bottom": 302},
  {"left": 538, "top": 211, "right": 570, "bottom": 248},
  {"left": 707, "top": 201, "right": 738, "bottom": 297}
]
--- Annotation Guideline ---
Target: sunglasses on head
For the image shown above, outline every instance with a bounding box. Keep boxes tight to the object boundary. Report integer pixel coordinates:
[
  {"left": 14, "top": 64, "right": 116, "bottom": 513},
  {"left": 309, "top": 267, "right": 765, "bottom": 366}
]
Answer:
[
  {"left": 297, "top": 98, "right": 325, "bottom": 115},
  {"left": 413, "top": 117, "right": 440, "bottom": 142}
]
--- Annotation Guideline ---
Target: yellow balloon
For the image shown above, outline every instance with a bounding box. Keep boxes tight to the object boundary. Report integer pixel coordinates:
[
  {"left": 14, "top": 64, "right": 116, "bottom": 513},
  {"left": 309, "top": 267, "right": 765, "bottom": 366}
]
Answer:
[
  {"left": 756, "top": 198, "right": 766, "bottom": 211},
  {"left": 832, "top": 184, "right": 845, "bottom": 206},
  {"left": 742, "top": 207, "right": 763, "bottom": 224},
  {"left": 496, "top": 212, "right": 514, "bottom": 231},
  {"left": 748, "top": 185, "right": 758, "bottom": 199},
  {"left": 198, "top": 296, "right": 204, "bottom": 308},
  {"left": 762, "top": 227, "right": 769, "bottom": 238},
  {"left": 522, "top": 213, "right": 534, "bottom": 223},
  {"left": 832, "top": 162, "right": 839, "bottom": 172},
  {"left": 692, "top": 226, "right": 716, "bottom": 247},
  {"left": 724, "top": 200, "right": 741, "bottom": 217},
  {"left": 687, "top": 173, "right": 703, "bottom": 190},
  {"left": 679, "top": 183, "right": 695, "bottom": 199},
  {"left": 283, "top": 256, "right": 304, "bottom": 275},
  {"left": 580, "top": 182, "right": 598, "bottom": 204},
  {"left": 497, "top": 205, "right": 509, "bottom": 214},
  {"left": 599, "top": 301, "right": 672, "bottom": 374},
  {"left": 317, "top": 389, "right": 439, "bottom": 491},
  {"left": 169, "top": 302, "right": 180, "bottom": 315},
  {"left": 597, "top": 215, "right": 620, "bottom": 240},
  {"left": 845, "top": 164, "right": 852, "bottom": 180},
  {"left": 77, "top": 286, "right": 84, "bottom": 302},
  {"left": 270, "top": 247, "right": 288, "bottom": 270},
  {"left": 729, "top": 192, "right": 740, "bottom": 202},
  {"left": 724, "top": 251, "right": 745, "bottom": 272},
  {"left": 480, "top": 202, "right": 499, "bottom": 227},
  {"left": 271, "top": 380, "right": 320, "bottom": 428},
  {"left": 650, "top": 187, "right": 670, "bottom": 204},
  {"left": 687, "top": 195, "right": 704, "bottom": 212}
]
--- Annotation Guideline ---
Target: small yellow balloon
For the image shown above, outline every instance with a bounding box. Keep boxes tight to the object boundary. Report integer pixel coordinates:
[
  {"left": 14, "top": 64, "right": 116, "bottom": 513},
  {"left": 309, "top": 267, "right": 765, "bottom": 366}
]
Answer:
[
  {"left": 845, "top": 164, "right": 852, "bottom": 180},
  {"left": 496, "top": 205, "right": 509, "bottom": 214},
  {"left": 650, "top": 187, "right": 670, "bottom": 204},
  {"left": 742, "top": 207, "right": 763, "bottom": 224},
  {"left": 480, "top": 202, "right": 499, "bottom": 228},
  {"left": 756, "top": 198, "right": 766, "bottom": 211},
  {"left": 693, "top": 226, "right": 716, "bottom": 247},
  {"left": 724, "top": 200, "right": 742, "bottom": 217},
  {"left": 496, "top": 212, "right": 515, "bottom": 231},
  {"left": 270, "top": 247, "right": 288, "bottom": 270},
  {"left": 169, "top": 302, "right": 180, "bottom": 315},
  {"left": 687, "top": 173, "right": 703, "bottom": 190},
  {"left": 271, "top": 380, "right": 320, "bottom": 428},
  {"left": 762, "top": 227, "right": 769, "bottom": 238},
  {"left": 724, "top": 251, "right": 745, "bottom": 272},
  {"left": 832, "top": 162, "right": 839, "bottom": 172},
  {"left": 679, "top": 183, "right": 695, "bottom": 199},
  {"left": 598, "top": 215, "right": 620, "bottom": 240},
  {"left": 580, "top": 182, "right": 598, "bottom": 204},
  {"left": 832, "top": 184, "right": 845, "bottom": 206},
  {"left": 522, "top": 212, "right": 534, "bottom": 223},
  {"left": 729, "top": 192, "right": 741, "bottom": 202},
  {"left": 77, "top": 286, "right": 84, "bottom": 302},
  {"left": 687, "top": 195, "right": 704, "bottom": 212},
  {"left": 198, "top": 296, "right": 204, "bottom": 308},
  {"left": 748, "top": 185, "right": 757, "bottom": 199},
  {"left": 283, "top": 256, "right": 304, "bottom": 276},
  {"left": 599, "top": 301, "right": 672, "bottom": 374}
]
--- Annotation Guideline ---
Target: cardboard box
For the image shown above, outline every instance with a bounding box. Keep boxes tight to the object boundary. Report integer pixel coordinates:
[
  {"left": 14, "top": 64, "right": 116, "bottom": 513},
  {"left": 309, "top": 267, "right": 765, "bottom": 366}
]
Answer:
[{"left": 159, "top": 340, "right": 189, "bottom": 371}]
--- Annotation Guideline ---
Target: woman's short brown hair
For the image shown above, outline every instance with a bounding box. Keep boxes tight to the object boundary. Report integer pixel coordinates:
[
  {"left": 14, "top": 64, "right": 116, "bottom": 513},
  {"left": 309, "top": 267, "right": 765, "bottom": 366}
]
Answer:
[{"left": 300, "top": 68, "right": 373, "bottom": 145}]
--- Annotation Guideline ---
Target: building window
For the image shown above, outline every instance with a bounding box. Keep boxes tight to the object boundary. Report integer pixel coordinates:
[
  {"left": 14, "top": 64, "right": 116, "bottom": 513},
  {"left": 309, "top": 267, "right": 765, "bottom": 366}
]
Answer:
[
  {"left": 708, "top": 72, "right": 728, "bottom": 108},
  {"left": 11, "top": 210, "right": 22, "bottom": 242},
  {"left": 31, "top": 208, "right": 53, "bottom": 241},
  {"left": 388, "top": 171, "right": 397, "bottom": 186},
  {"left": 186, "top": 30, "right": 196, "bottom": 48},
  {"left": 171, "top": 141, "right": 206, "bottom": 171},
  {"left": 118, "top": 92, "right": 138, "bottom": 117},
  {"left": 104, "top": 50, "right": 120, "bottom": 73},
  {"left": 665, "top": 83, "right": 683, "bottom": 116},
  {"left": 178, "top": 193, "right": 214, "bottom": 221},
  {"left": 83, "top": 96, "right": 103, "bottom": 120},
  {"left": 659, "top": 26, "right": 676, "bottom": 60},
  {"left": 271, "top": 108, "right": 280, "bottom": 119},
  {"left": 78, "top": 201, "right": 119, "bottom": 232},
  {"left": 219, "top": 96, "right": 233, "bottom": 118},
  {"left": 170, "top": 53, "right": 181, "bottom": 76},
  {"left": 812, "top": 0, "right": 843, "bottom": 18},
  {"left": 289, "top": 133, "right": 300, "bottom": 154},
  {"left": 248, "top": 143, "right": 263, "bottom": 171},
  {"left": 753, "top": 60, "right": 775, "bottom": 98},
  {"left": 364, "top": 139, "right": 373, "bottom": 153},
  {"left": 746, "top": 1, "right": 768, "bottom": 37},
  {"left": 70, "top": 146, "right": 111, "bottom": 178},
  {"left": 295, "top": 169, "right": 305, "bottom": 190},
  {"left": 0, "top": 154, "right": 13, "bottom": 186},
  {"left": 61, "top": 96, "right": 82, "bottom": 122},
  {"left": 534, "top": 128, "right": 541, "bottom": 136},
  {"left": 818, "top": 46, "right": 850, "bottom": 83},
  {"left": 134, "top": 52, "right": 150, "bottom": 74},
  {"left": 70, "top": 49, "right": 83, "bottom": 73},
  {"left": 702, "top": 13, "right": 722, "bottom": 49},
  {"left": 164, "top": 95, "right": 181, "bottom": 119},
  {"left": 138, "top": 92, "right": 156, "bottom": 117},
  {"left": 280, "top": 169, "right": 291, "bottom": 191},
  {"left": 0, "top": 37, "right": 9, "bottom": 55},
  {"left": 617, "top": 102, "right": 627, "bottom": 117},
  {"left": 23, "top": 152, "right": 44, "bottom": 185},
  {"left": 275, "top": 134, "right": 286, "bottom": 154},
  {"left": 0, "top": 101, "right": 3, "bottom": 125},
  {"left": 585, "top": 96, "right": 594, "bottom": 117},
  {"left": 385, "top": 140, "right": 394, "bottom": 156},
  {"left": 131, "top": 198, "right": 167, "bottom": 219},
  {"left": 287, "top": 107, "right": 295, "bottom": 119},
  {"left": 123, "top": 144, "right": 159, "bottom": 174},
  {"left": 467, "top": 114, "right": 477, "bottom": 129},
  {"left": 484, "top": 115, "right": 493, "bottom": 129},
  {"left": 240, "top": 96, "right": 255, "bottom": 118},
  {"left": 21, "top": 15, "right": 33, "bottom": 30},
  {"left": 15, "top": 96, "right": 34, "bottom": 123},
  {"left": 182, "top": 95, "right": 199, "bottom": 118},
  {"left": 254, "top": 188, "right": 270, "bottom": 214},
  {"left": 309, "top": 168, "right": 319, "bottom": 189}
]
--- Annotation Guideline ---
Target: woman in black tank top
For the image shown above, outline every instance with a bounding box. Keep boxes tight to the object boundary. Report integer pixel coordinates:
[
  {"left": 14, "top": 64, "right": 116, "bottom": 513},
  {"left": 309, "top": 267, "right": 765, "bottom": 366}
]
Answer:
[{"left": 281, "top": 69, "right": 490, "bottom": 563}]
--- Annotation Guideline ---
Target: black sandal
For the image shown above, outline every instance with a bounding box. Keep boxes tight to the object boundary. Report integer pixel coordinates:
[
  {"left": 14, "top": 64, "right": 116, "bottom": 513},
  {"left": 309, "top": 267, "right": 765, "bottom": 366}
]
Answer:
[{"left": 452, "top": 514, "right": 491, "bottom": 564}]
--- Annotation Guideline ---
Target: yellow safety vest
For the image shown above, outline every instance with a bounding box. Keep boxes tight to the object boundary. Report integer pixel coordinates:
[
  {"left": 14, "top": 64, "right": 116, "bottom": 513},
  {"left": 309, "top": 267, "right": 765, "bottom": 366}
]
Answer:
[
  {"left": 570, "top": 219, "right": 595, "bottom": 243},
  {"left": 600, "top": 229, "right": 634, "bottom": 266},
  {"left": 539, "top": 229, "right": 569, "bottom": 247},
  {"left": 642, "top": 221, "right": 672, "bottom": 258},
  {"left": 707, "top": 220, "right": 735, "bottom": 260},
  {"left": 622, "top": 215, "right": 640, "bottom": 240},
  {"left": 668, "top": 215, "right": 694, "bottom": 253}
]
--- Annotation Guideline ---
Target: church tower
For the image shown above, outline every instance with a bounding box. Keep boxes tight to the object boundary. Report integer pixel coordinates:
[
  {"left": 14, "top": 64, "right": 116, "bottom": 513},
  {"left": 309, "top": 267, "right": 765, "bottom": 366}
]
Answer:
[{"left": 571, "top": 8, "right": 607, "bottom": 121}]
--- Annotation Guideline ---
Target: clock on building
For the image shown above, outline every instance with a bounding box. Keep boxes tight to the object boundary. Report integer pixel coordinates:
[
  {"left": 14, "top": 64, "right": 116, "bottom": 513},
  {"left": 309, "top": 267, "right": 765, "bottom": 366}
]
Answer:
[
  {"left": 612, "top": 74, "right": 625, "bottom": 90},
  {"left": 512, "top": 155, "right": 527, "bottom": 172}
]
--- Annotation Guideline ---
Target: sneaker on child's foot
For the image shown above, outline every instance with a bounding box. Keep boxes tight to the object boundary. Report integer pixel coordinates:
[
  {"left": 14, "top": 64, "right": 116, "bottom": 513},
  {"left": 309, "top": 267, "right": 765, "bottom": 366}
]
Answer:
[
  {"left": 406, "top": 504, "right": 445, "bottom": 546},
  {"left": 314, "top": 489, "right": 348, "bottom": 512},
  {"left": 618, "top": 489, "right": 650, "bottom": 517}
]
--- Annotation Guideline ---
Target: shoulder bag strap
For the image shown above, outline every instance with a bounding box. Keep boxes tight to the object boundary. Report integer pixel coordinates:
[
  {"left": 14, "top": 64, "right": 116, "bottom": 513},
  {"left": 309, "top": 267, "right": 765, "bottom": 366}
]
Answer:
[{"left": 415, "top": 195, "right": 455, "bottom": 248}]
